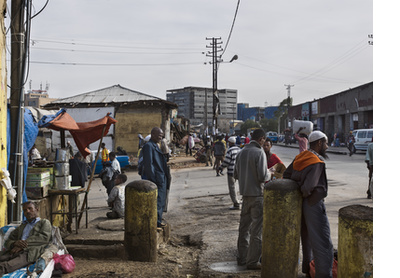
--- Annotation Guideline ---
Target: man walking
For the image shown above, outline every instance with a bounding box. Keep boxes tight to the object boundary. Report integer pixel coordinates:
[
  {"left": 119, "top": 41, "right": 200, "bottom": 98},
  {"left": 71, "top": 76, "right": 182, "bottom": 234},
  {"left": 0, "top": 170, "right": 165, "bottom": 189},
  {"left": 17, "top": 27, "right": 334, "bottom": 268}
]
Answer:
[
  {"left": 220, "top": 136, "right": 241, "bottom": 210},
  {"left": 142, "top": 127, "right": 169, "bottom": 228},
  {"left": 213, "top": 135, "right": 226, "bottom": 176},
  {"left": 283, "top": 130, "right": 334, "bottom": 277},
  {"left": 234, "top": 129, "right": 270, "bottom": 270}
]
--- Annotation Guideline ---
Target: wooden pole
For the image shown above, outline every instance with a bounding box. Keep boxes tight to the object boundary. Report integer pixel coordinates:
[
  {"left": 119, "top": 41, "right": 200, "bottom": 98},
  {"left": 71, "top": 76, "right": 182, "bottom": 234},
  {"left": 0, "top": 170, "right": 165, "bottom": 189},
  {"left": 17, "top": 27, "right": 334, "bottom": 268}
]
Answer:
[{"left": 77, "top": 124, "right": 107, "bottom": 226}]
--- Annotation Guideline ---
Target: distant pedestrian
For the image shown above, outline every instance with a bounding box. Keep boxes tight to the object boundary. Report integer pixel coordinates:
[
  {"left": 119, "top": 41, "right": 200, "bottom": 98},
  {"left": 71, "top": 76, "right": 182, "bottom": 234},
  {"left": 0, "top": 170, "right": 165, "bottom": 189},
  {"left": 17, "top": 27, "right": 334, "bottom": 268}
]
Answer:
[
  {"left": 101, "top": 143, "right": 110, "bottom": 167},
  {"left": 204, "top": 136, "right": 213, "bottom": 167},
  {"left": 142, "top": 127, "right": 169, "bottom": 228},
  {"left": 294, "top": 127, "right": 309, "bottom": 153},
  {"left": 347, "top": 131, "right": 355, "bottom": 156},
  {"left": 234, "top": 128, "right": 270, "bottom": 270},
  {"left": 365, "top": 141, "right": 373, "bottom": 199},
  {"left": 66, "top": 140, "right": 74, "bottom": 158},
  {"left": 220, "top": 137, "right": 241, "bottom": 210},
  {"left": 283, "top": 130, "right": 334, "bottom": 277},
  {"left": 186, "top": 134, "right": 194, "bottom": 156},
  {"left": 109, "top": 152, "right": 121, "bottom": 174},
  {"left": 212, "top": 135, "right": 226, "bottom": 176}
]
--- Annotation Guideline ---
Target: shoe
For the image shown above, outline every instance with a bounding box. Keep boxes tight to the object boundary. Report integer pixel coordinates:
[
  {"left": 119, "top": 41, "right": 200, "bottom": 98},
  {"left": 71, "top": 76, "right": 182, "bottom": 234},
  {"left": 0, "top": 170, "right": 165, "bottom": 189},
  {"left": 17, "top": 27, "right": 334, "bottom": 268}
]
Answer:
[
  {"left": 216, "top": 174, "right": 220, "bottom": 177},
  {"left": 229, "top": 205, "right": 240, "bottom": 210},
  {"left": 247, "top": 263, "right": 261, "bottom": 270},
  {"left": 158, "top": 222, "right": 166, "bottom": 228},
  {"left": 219, "top": 171, "right": 224, "bottom": 175}
]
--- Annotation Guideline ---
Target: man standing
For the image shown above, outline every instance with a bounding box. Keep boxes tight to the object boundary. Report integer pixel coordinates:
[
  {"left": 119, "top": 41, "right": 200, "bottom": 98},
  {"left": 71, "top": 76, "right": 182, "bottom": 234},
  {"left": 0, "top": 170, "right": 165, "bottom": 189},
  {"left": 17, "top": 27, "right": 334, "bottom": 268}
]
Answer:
[
  {"left": 0, "top": 201, "right": 52, "bottom": 275},
  {"left": 365, "top": 141, "right": 373, "bottom": 199},
  {"left": 234, "top": 129, "right": 270, "bottom": 270},
  {"left": 109, "top": 152, "right": 121, "bottom": 174},
  {"left": 220, "top": 136, "right": 241, "bottom": 210},
  {"left": 347, "top": 131, "right": 355, "bottom": 156},
  {"left": 283, "top": 131, "right": 334, "bottom": 277},
  {"left": 213, "top": 135, "right": 226, "bottom": 176},
  {"left": 101, "top": 142, "right": 110, "bottom": 167},
  {"left": 142, "top": 127, "right": 169, "bottom": 228}
]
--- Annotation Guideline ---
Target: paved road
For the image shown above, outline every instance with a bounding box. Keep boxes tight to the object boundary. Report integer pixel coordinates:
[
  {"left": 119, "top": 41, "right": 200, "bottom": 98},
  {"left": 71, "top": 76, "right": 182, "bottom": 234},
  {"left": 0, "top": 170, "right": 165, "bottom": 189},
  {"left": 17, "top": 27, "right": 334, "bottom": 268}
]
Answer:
[{"left": 167, "top": 145, "right": 372, "bottom": 276}]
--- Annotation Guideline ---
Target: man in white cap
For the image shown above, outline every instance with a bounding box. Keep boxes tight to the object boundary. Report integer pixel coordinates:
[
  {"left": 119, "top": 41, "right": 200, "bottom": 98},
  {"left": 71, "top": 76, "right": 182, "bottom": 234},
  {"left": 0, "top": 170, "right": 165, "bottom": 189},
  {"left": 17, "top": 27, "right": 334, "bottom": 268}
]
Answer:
[
  {"left": 219, "top": 136, "right": 241, "bottom": 210},
  {"left": 283, "top": 130, "right": 333, "bottom": 277}
]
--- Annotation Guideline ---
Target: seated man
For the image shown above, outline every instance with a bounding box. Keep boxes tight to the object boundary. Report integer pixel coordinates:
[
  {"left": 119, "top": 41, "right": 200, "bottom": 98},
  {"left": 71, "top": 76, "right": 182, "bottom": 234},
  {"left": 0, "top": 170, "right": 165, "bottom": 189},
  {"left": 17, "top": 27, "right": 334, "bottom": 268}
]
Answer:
[
  {"left": 107, "top": 174, "right": 128, "bottom": 219},
  {"left": 0, "top": 201, "right": 52, "bottom": 275}
]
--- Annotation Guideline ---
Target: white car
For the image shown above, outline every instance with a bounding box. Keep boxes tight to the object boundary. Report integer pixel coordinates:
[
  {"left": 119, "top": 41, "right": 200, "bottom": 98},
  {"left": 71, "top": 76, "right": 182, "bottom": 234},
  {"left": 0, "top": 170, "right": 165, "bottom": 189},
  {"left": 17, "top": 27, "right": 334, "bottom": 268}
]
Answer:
[{"left": 352, "top": 129, "right": 373, "bottom": 152}]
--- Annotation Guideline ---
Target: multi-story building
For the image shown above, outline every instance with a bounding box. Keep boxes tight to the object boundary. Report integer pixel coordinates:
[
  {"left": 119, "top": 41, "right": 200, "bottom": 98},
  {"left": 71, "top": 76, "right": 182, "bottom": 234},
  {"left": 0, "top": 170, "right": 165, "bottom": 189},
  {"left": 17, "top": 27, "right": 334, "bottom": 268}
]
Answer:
[
  {"left": 288, "top": 82, "right": 373, "bottom": 144},
  {"left": 166, "top": 86, "right": 238, "bottom": 133},
  {"left": 237, "top": 103, "right": 279, "bottom": 122},
  {"left": 24, "top": 88, "right": 58, "bottom": 108}
]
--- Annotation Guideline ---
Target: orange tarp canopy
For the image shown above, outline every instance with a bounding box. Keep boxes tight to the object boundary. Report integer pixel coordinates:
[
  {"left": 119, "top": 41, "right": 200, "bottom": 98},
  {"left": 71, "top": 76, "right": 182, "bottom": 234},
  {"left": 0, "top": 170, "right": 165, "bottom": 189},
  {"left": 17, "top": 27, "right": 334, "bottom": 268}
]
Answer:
[{"left": 45, "top": 111, "right": 117, "bottom": 158}]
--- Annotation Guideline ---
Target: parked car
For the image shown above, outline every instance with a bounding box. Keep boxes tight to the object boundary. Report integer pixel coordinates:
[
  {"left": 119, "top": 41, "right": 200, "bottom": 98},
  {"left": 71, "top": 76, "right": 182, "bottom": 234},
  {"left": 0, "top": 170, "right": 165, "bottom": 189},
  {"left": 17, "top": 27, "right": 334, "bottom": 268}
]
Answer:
[
  {"left": 352, "top": 129, "right": 373, "bottom": 153},
  {"left": 266, "top": 131, "right": 279, "bottom": 143}
]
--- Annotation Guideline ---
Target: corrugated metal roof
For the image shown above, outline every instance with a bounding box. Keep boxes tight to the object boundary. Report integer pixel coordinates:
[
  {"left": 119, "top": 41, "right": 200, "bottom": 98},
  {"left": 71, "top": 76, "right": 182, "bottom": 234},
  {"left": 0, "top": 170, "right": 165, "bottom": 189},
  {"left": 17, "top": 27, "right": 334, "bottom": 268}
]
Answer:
[{"left": 50, "top": 84, "right": 163, "bottom": 104}]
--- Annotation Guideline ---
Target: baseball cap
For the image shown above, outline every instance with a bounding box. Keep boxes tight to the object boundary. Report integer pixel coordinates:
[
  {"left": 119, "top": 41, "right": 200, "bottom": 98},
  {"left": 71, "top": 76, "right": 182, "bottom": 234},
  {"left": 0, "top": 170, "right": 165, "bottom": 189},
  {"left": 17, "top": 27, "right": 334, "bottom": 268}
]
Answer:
[{"left": 309, "top": 131, "right": 327, "bottom": 143}]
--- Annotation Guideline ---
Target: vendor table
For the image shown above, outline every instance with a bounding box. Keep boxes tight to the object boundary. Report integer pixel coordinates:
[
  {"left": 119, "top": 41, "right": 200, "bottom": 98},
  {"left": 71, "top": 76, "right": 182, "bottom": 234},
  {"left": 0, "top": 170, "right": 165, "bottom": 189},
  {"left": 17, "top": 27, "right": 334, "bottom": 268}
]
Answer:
[{"left": 49, "top": 187, "right": 88, "bottom": 234}]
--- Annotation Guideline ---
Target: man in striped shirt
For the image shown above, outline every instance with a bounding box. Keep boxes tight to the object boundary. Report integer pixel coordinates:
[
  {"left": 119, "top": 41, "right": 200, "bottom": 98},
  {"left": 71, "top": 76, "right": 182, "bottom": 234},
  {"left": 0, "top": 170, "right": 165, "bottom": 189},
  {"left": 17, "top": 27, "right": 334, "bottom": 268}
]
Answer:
[{"left": 220, "top": 136, "right": 241, "bottom": 210}]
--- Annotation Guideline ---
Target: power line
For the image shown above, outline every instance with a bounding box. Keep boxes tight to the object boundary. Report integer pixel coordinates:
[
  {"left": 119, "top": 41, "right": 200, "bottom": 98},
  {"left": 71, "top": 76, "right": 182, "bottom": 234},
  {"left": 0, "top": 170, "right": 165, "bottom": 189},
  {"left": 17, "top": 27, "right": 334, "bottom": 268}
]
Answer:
[
  {"left": 30, "top": 60, "right": 202, "bottom": 66},
  {"left": 30, "top": 38, "right": 202, "bottom": 51},
  {"left": 221, "top": 0, "right": 240, "bottom": 57},
  {"left": 28, "top": 46, "right": 201, "bottom": 55}
]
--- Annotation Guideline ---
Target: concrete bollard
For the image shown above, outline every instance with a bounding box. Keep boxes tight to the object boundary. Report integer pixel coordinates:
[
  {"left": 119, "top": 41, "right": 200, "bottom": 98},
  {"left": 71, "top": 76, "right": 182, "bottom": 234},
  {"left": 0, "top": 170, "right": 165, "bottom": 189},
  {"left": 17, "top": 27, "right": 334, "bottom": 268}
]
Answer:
[
  {"left": 338, "top": 205, "right": 373, "bottom": 278},
  {"left": 262, "top": 179, "right": 302, "bottom": 278},
  {"left": 124, "top": 180, "right": 158, "bottom": 262}
]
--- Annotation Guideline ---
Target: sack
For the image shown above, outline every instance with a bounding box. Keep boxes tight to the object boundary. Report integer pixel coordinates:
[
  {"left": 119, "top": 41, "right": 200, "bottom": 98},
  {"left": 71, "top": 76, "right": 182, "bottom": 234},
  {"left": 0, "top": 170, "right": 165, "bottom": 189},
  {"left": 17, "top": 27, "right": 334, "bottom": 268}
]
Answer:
[
  {"left": 53, "top": 253, "right": 75, "bottom": 273},
  {"left": 309, "top": 259, "right": 337, "bottom": 278}
]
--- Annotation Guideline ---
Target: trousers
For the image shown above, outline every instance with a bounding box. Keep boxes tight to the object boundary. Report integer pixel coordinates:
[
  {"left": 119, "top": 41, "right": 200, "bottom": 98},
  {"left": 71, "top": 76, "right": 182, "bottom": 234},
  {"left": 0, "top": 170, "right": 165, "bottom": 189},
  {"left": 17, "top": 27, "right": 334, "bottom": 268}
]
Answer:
[
  {"left": 237, "top": 196, "right": 263, "bottom": 266},
  {"left": 0, "top": 250, "right": 30, "bottom": 275},
  {"left": 227, "top": 175, "right": 239, "bottom": 205},
  {"left": 301, "top": 199, "right": 334, "bottom": 278}
]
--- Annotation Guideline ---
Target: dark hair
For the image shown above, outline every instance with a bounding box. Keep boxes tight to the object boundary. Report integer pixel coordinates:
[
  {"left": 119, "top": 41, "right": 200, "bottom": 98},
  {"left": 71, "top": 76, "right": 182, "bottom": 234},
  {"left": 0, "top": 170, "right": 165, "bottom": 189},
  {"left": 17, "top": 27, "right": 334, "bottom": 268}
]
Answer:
[
  {"left": 265, "top": 137, "right": 273, "bottom": 145},
  {"left": 117, "top": 174, "right": 127, "bottom": 183},
  {"left": 252, "top": 128, "right": 265, "bottom": 141},
  {"left": 22, "top": 201, "right": 39, "bottom": 209},
  {"left": 109, "top": 152, "right": 116, "bottom": 158}
]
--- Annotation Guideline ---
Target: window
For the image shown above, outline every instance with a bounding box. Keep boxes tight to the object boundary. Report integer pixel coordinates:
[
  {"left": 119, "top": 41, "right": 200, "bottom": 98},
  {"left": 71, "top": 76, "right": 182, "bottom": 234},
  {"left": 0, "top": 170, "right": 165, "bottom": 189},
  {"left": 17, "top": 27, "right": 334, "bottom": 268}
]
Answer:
[{"left": 358, "top": 131, "right": 366, "bottom": 138}]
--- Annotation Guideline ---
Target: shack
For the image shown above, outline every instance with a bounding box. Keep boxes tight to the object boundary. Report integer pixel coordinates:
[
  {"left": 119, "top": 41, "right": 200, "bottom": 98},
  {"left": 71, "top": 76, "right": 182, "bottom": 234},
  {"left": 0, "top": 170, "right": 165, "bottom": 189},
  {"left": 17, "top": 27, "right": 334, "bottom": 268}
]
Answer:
[{"left": 43, "top": 85, "right": 178, "bottom": 155}]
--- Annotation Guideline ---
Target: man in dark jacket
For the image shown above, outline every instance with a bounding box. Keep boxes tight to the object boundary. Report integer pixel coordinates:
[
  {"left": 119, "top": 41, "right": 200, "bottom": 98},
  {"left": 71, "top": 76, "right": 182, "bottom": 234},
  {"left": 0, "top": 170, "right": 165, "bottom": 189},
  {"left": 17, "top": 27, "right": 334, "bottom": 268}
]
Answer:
[
  {"left": 143, "top": 127, "right": 169, "bottom": 228},
  {"left": 283, "top": 131, "right": 334, "bottom": 278},
  {"left": 212, "top": 135, "right": 226, "bottom": 176},
  {"left": 0, "top": 201, "right": 52, "bottom": 275}
]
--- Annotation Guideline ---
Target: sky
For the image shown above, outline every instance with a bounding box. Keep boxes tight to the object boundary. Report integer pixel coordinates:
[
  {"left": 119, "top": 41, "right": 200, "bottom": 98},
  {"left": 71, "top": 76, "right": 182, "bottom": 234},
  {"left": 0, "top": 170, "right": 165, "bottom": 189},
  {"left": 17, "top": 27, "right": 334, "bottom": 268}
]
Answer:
[{"left": 6, "top": 0, "right": 373, "bottom": 107}]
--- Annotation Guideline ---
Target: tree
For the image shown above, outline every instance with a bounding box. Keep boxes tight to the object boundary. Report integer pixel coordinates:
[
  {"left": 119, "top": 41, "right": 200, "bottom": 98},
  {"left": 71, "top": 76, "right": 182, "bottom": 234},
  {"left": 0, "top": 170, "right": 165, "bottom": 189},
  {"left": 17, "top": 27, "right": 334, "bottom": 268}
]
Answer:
[
  {"left": 274, "top": 97, "right": 292, "bottom": 132},
  {"left": 260, "top": 118, "right": 278, "bottom": 132},
  {"left": 240, "top": 120, "right": 260, "bottom": 135}
]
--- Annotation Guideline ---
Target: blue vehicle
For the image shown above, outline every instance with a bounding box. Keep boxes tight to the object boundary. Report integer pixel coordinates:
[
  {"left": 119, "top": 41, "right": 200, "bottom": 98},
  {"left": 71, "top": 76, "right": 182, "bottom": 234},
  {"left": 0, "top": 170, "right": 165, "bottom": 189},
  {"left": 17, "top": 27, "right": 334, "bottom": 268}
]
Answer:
[
  {"left": 90, "top": 152, "right": 130, "bottom": 175},
  {"left": 266, "top": 131, "right": 278, "bottom": 143}
]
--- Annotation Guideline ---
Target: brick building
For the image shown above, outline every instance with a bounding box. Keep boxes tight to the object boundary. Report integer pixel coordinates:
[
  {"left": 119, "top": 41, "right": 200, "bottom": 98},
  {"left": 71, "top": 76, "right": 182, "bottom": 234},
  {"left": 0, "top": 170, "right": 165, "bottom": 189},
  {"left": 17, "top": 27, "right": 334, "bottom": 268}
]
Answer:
[{"left": 288, "top": 82, "right": 373, "bottom": 143}]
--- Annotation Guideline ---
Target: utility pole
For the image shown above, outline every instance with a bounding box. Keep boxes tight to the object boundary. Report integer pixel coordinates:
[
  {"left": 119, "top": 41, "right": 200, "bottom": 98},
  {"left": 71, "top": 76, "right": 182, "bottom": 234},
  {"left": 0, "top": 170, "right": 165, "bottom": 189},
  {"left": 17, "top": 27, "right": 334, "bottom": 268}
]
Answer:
[
  {"left": 284, "top": 84, "right": 294, "bottom": 129},
  {"left": 206, "top": 37, "right": 223, "bottom": 135},
  {"left": 10, "top": 0, "right": 29, "bottom": 222}
]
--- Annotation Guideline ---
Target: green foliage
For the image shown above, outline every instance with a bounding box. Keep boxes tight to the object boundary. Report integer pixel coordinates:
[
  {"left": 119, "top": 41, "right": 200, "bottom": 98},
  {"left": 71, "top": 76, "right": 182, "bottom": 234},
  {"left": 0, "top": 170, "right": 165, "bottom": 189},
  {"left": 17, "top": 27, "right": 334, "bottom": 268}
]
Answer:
[
  {"left": 260, "top": 118, "right": 278, "bottom": 132},
  {"left": 240, "top": 120, "right": 260, "bottom": 135}
]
